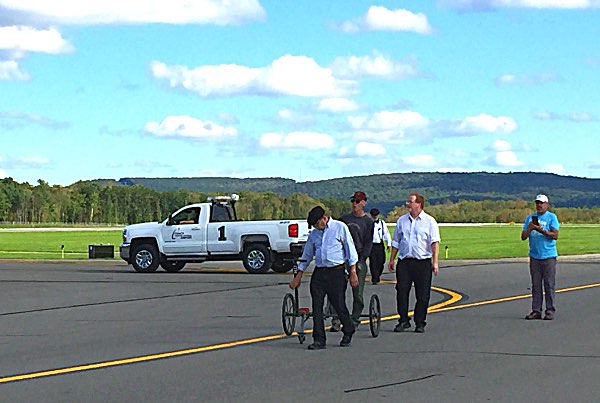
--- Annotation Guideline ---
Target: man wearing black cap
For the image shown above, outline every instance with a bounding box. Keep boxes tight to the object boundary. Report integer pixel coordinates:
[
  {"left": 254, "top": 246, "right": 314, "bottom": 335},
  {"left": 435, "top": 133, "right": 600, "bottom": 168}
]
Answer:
[
  {"left": 369, "top": 208, "right": 391, "bottom": 285},
  {"left": 330, "top": 191, "right": 374, "bottom": 330},
  {"left": 289, "top": 206, "right": 359, "bottom": 350}
]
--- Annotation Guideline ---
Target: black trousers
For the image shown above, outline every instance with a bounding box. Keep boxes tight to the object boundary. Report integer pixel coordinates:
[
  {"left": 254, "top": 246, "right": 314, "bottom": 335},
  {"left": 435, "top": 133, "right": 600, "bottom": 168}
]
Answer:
[
  {"left": 310, "top": 266, "right": 355, "bottom": 344},
  {"left": 369, "top": 243, "right": 385, "bottom": 283},
  {"left": 395, "top": 258, "right": 433, "bottom": 326}
]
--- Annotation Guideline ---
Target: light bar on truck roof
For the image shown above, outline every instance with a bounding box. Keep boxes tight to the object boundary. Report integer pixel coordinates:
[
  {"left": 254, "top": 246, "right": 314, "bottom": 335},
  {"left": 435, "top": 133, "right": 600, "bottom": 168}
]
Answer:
[{"left": 207, "top": 193, "right": 240, "bottom": 202}]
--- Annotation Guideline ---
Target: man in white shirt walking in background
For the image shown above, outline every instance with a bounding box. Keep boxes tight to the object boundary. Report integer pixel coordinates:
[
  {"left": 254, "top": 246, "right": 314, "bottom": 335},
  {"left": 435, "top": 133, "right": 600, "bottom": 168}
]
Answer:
[{"left": 369, "top": 208, "right": 391, "bottom": 285}]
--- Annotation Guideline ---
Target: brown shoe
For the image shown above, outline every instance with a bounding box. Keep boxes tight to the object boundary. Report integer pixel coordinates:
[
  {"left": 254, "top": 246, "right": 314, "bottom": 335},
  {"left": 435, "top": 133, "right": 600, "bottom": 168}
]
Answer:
[
  {"left": 525, "top": 311, "right": 542, "bottom": 320},
  {"left": 543, "top": 311, "right": 554, "bottom": 320}
]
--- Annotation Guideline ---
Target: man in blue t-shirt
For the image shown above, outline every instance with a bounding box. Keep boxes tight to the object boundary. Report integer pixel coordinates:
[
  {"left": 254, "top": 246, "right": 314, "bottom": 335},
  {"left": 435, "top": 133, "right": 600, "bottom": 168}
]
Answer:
[{"left": 521, "top": 194, "right": 560, "bottom": 320}]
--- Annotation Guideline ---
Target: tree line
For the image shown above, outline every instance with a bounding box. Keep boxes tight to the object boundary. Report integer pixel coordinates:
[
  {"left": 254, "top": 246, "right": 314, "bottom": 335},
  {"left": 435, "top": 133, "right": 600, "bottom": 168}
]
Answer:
[{"left": 1, "top": 178, "right": 598, "bottom": 225}]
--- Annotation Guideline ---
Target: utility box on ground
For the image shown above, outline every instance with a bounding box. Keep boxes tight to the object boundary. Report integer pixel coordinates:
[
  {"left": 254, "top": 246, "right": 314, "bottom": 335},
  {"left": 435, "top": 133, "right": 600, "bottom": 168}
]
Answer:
[{"left": 88, "top": 244, "right": 114, "bottom": 259}]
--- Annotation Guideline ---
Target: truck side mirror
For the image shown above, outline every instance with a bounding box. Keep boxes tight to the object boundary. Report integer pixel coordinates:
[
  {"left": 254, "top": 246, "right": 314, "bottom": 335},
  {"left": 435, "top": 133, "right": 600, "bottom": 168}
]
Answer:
[{"left": 167, "top": 214, "right": 174, "bottom": 226}]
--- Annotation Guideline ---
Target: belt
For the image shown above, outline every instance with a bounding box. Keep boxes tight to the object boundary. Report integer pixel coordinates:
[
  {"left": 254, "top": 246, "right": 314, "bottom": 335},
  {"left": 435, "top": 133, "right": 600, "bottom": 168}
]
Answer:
[
  {"left": 400, "top": 257, "right": 430, "bottom": 262},
  {"left": 315, "top": 263, "right": 345, "bottom": 270}
]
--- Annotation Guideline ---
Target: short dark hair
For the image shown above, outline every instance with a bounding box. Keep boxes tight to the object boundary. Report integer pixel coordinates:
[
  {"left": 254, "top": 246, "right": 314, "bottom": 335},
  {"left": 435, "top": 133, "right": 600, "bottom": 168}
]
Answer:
[
  {"left": 369, "top": 208, "right": 380, "bottom": 216},
  {"left": 307, "top": 206, "right": 326, "bottom": 226}
]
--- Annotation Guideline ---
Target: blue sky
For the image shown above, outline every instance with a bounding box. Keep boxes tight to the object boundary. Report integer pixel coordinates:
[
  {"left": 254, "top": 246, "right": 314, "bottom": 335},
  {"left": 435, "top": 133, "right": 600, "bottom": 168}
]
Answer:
[{"left": 1, "top": 0, "right": 599, "bottom": 186}]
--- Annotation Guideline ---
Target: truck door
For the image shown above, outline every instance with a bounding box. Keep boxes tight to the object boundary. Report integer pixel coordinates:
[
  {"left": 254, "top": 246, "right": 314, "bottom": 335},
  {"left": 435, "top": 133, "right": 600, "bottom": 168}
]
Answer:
[
  {"left": 206, "top": 203, "right": 237, "bottom": 253},
  {"left": 161, "top": 207, "right": 207, "bottom": 255}
]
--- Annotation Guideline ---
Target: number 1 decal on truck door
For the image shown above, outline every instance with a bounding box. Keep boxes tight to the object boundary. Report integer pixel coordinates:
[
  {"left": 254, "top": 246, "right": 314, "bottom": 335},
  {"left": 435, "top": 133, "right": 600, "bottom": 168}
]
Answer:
[{"left": 218, "top": 226, "right": 227, "bottom": 241}]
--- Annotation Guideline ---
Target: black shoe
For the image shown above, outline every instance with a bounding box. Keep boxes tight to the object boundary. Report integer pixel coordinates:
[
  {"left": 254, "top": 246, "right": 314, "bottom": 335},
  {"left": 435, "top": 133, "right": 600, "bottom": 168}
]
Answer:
[
  {"left": 307, "top": 342, "right": 326, "bottom": 350},
  {"left": 329, "top": 321, "right": 341, "bottom": 332},
  {"left": 340, "top": 334, "right": 353, "bottom": 347},
  {"left": 525, "top": 311, "right": 542, "bottom": 320},
  {"left": 415, "top": 326, "right": 425, "bottom": 333},
  {"left": 393, "top": 322, "right": 411, "bottom": 332}
]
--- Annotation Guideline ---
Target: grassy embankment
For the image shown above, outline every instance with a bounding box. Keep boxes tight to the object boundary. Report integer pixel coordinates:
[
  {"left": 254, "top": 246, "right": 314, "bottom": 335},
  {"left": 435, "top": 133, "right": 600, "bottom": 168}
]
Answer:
[{"left": 0, "top": 224, "right": 598, "bottom": 260}]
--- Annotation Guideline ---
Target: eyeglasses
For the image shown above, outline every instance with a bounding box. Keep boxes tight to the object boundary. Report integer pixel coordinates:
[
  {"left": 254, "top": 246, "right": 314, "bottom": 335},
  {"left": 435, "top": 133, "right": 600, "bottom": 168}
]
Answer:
[{"left": 351, "top": 198, "right": 362, "bottom": 204}]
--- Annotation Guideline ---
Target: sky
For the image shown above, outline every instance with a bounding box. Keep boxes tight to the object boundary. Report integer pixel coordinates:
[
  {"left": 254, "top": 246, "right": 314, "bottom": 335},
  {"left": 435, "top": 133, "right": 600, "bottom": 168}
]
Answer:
[{"left": 1, "top": 0, "right": 599, "bottom": 186}]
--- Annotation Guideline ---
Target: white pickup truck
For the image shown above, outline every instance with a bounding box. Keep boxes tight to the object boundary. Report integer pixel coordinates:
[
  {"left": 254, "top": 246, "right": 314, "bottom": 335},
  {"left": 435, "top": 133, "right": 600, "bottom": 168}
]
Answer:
[{"left": 119, "top": 194, "right": 309, "bottom": 274}]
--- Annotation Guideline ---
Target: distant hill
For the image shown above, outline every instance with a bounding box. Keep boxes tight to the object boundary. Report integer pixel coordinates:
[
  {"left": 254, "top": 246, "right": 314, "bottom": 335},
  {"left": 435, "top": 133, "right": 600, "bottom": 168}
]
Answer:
[{"left": 107, "top": 172, "right": 600, "bottom": 214}]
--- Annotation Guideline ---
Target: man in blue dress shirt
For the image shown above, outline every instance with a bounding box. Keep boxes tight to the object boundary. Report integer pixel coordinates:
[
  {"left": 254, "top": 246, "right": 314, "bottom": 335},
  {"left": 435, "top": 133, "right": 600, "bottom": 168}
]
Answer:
[{"left": 289, "top": 206, "right": 359, "bottom": 350}]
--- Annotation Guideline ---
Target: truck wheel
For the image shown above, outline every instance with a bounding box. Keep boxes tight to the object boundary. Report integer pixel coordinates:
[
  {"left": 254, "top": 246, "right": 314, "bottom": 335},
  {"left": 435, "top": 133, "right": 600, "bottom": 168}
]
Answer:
[
  {"left": 160, "top": 261, "right": 186, "bottom": 272},
  {"left": 242, "top": 244, "right": 271, "bottom": 274},
  {"left": 131, "top": 243, "right": 159, "bottom": 273},
  {"left": 271, "top": 259, "right": 293, "bottom": 273}
]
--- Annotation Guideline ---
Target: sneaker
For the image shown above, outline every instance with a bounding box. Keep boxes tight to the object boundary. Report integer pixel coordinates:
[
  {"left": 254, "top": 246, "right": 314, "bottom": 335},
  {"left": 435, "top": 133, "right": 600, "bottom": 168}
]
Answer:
[
  {"left": 525, "top": 311, "right": 542, "bottom": 320},
  {"left": 393, "top": 322, "right": 411, "bottom": 332},
  {"left": 329, "top": 321, "right": 341, "bottom": 332},
  {"left": 340, "top": 334, "right": 352, "bottom": 347},
  {"left": 415, "top": 326, "right": 425, "bottom": 333},
  {"left": 307, "top": 342, "right": 326, "bottom": 350},
  {"left": 543, "top": 311, "right": 554, "bottom": 320}
]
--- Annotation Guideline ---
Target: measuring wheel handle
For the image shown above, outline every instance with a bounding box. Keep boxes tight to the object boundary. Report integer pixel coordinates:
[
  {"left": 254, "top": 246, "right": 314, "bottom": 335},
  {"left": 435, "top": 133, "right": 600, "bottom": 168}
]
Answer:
[{"left": 368, "top": 294, "right": 381, "bottom": 338}]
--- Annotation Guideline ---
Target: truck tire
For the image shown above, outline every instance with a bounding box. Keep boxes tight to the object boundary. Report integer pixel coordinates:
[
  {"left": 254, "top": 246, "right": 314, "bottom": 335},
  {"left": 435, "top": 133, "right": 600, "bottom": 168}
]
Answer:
[
  {"left": 160, "top": 261, "right": 186, "bottom": 272},
  {"left": 242, "top": 244, "right": 271, "bottom": 274},
  {"left": 271, "top": 258, "right": 294, "bottom": 273},
  {"left": 131, "top": 243, "right": 160, "bottom": 273}
]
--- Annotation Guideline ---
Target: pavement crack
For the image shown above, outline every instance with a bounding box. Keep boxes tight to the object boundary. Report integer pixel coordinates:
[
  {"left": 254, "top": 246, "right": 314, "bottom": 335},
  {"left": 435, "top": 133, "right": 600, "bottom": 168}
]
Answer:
[{"left": 345, "top": 374, "right": 442, "bottom": 393}]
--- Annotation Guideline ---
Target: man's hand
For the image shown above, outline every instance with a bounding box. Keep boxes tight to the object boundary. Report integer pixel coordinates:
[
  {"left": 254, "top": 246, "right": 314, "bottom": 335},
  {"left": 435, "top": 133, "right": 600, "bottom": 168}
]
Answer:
[
  {"left": 433, "top": 262, "right": 439, "bottom": 276},
  {"left": 349, "top": 270, "right": 359, "bottom": 288},
  {"left": 388, "top": 259, "right": 395, "bottom": 272},
  {"left": 289, "top": 273, "right": 302, "bottom": 289}
]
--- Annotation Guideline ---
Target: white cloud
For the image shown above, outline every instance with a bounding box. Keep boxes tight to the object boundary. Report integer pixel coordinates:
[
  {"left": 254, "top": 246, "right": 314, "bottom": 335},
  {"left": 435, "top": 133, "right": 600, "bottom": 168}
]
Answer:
[
  {"left": 0, "top": 0, "right": 266, "bottom": 25},
  {"left": 492, "top": 139, "right": 512, "bottom": 152},
  {"left": 456, "top": 114, "right": 517, "bottom": 134},
  {"left": 0, "top": 154, "right": 50, "bottom": 168},
  {"left": 0, "top": 60, "right": 29, "bottom": 80},
  {"left": 331, "top": 51, "right": 420, "bottom": 80},
  {"left": 0, "top": 26, "right": 73, "bottom": 54},
  {"left": 442, "top": 0, "right": 598, "bottom": 11},
  {"left": 151, "top": 55, "right": 355, "bottom": 98},
  {"left": 355, "top": 142, "right": 386, "bottom": 156},
  {"left": 144, "top": 115, "right": 237, "bottom": 139},
  {"left": 349, "top": 110, "right": 429, "bottom": 131},
  {"left": 490, "top": 140, "right": 523, "bottom": 167},
  {"left": 533, "top": 110, "right": 597, "bottom": 122},
  {"left": 495, "top": 151, "right": 523, "bottom": 166},
  {"left": 341, "top": 6, "right": 433, "bottom": 34},
  {"left": 260, "top": 131, "right": 334, "bottom": 150},
  {"left": 276, "top": 108, "right": 314, "bottom": 126},
  {"left": 544, "top": 163, "right": 565, "bottom": 174},
  {"left": 318, "top": 98, "right": 359, "bottom": 113},
  {"left": 495, "top": 72, "right": 560, "bottom": 86},
  {"left": 403, "top": 154, "right": 434, "bottom": 167}
]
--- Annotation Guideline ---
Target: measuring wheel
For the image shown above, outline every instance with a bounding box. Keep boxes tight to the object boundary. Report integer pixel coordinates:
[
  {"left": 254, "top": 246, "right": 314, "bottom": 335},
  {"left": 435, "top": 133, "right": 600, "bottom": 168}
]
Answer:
[
  {"left": 282, "top": 293, "right": 297, "bottom": 336},
  {"left": 368, "top": 294, "right": 381, "bottom": 338}
]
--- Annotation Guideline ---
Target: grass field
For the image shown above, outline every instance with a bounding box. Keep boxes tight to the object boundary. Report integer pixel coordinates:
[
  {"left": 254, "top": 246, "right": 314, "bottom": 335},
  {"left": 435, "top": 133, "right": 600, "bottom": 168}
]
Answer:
[{"left": 0, "top": 224, "right": 598, "bottom": 260}]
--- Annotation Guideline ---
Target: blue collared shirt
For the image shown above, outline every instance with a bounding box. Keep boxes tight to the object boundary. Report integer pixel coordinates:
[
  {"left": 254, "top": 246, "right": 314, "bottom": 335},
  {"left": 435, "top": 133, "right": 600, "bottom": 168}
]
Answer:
[
  {"left": 391, "top": 211, "right": 441, "bottom": 260},
  {"left": 297, "top": 218, "right": 359, "bottom": 272}
]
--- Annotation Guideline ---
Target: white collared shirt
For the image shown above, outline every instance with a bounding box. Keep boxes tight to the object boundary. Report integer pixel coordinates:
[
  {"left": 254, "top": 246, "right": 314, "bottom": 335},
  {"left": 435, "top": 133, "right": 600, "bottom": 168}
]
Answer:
[
  {"left": 372, "top": 219, "right": 391, "bottom": 245},
  {"left": 391, "top": 211, "right": 441, "bottom": 260}
]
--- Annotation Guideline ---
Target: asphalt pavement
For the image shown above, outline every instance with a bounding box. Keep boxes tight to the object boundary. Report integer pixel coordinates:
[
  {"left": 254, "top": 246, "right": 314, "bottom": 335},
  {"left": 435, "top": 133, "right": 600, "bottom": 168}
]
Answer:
[{"left": 0, "top": 257, "right": 598, "bottom": 402}]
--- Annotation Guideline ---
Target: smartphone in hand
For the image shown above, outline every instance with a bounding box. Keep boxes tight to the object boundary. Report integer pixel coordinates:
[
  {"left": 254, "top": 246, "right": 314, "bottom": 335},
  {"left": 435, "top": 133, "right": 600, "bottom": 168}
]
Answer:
[{"left": 531, "top": 216, "right": 539, "bottom": 225}]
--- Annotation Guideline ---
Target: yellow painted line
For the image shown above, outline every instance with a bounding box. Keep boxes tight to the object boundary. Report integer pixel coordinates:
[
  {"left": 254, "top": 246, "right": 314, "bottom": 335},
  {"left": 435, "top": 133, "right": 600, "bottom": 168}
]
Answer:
[
  {"left": 0, "top": 285, "right": 460, "bottom": 384},
  {"left": 0, "top": 333, "right": 288, "bottom": 384},
  {"left": 430, "top": 282, "right": 600, "bottom": 313},
  {"left": 2, "top": 283, "right": 597, "bottom": 384}
]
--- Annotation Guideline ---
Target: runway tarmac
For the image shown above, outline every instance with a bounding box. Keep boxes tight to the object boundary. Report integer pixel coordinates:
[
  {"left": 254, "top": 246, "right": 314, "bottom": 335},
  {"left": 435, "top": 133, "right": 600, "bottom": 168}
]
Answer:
[{"left": 0, "top": 258, "right": 598, "bottom": 402}]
